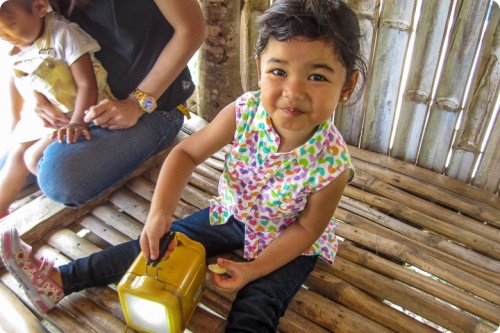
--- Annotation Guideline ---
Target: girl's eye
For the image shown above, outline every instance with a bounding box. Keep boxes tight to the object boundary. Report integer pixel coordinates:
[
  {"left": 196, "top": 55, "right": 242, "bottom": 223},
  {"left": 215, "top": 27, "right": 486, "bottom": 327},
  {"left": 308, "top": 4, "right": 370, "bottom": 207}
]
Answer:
[
  {"left": 271, "top": 69, "right": 286, "bottom": 77},
  {"left": 310, "top": 74, "right": 326, "bottom": 81}
]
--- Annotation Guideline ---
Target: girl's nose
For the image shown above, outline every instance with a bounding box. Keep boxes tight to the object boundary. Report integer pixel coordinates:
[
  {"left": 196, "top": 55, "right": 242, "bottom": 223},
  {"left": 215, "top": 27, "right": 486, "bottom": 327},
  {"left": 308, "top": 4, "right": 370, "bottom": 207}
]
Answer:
[{"left": 283, "top": 78, "right": 306, "bottom": 100}]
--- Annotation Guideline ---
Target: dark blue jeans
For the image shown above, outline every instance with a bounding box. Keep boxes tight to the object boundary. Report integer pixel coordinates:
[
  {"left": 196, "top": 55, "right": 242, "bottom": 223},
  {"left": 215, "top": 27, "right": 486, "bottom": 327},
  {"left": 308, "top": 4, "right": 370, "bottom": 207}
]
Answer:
[
  {"left": 59, "top": 208, "right": 318, "bottom": 332},
  {"left": 38, "top": 108, "right": 184, "bottom": 207}
]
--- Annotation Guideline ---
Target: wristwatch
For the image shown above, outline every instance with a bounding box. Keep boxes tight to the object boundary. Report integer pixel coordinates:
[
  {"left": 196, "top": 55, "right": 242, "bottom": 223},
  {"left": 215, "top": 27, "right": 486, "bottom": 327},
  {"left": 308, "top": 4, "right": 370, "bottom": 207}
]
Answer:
[{"left": 130, "top": 89, "right": 157, "bottom": 113}]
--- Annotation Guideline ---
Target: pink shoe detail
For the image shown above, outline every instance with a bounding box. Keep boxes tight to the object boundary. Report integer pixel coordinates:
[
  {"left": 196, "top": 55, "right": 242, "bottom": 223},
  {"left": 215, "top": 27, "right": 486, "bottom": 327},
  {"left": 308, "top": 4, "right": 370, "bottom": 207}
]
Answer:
[{"left": 0, "top": 228, "right": 64, "bottom": 312}]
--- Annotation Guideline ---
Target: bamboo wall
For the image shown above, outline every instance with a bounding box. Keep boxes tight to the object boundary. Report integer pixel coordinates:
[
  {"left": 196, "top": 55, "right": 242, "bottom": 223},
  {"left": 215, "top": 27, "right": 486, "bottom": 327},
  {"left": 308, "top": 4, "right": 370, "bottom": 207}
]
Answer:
[{"left": 196, "top": 0, "right": 500, "bottom": 194}]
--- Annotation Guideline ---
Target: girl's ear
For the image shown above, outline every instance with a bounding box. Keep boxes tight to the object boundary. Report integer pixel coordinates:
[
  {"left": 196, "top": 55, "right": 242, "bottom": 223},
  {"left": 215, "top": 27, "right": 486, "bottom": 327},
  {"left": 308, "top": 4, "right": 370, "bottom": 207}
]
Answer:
[
  {"left": 32, "top": 0, "right": 50, "bottom": 17},
  {"left": 340, "top": 70, "right": 359, "bottom": 101}
]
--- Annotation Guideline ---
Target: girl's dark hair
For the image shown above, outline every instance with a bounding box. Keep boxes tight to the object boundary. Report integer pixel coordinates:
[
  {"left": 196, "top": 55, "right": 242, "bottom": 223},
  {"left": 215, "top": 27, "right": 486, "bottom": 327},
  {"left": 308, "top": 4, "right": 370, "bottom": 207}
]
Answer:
[{"left": 256, "top": 0, "right": 367, "bottom": 86}]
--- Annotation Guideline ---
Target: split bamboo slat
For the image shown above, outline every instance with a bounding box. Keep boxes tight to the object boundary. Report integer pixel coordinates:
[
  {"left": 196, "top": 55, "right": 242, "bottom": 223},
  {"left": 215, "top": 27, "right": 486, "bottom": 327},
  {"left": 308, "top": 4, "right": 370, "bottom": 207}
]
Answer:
[
  {"left": 448, "top": 5, "right": 500, "bottom": 182},
  {"left": 360, "top": 0, "right": 416, "bottom": 154},
  {"left": 391, "top": 0, "right": 453, "bottom": 163},
  {"left": 419, "top": 0, "right": 490, "bottom": 173},
  {"left": 334, "top": 0, "right": 377, "bottom": 146}
]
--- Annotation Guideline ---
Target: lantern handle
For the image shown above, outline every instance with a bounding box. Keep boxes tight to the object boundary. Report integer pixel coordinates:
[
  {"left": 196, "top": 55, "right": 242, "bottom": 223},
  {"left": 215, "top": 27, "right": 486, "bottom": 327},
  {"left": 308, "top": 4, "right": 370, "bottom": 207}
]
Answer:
[{"left": 146, "top": 231, "right": 177, "bottom": 267}]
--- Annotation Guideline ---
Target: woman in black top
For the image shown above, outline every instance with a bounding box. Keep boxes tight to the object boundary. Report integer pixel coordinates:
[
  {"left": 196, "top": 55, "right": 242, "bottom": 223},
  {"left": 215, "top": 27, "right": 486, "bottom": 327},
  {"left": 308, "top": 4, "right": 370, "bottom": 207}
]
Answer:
[{"left": 23, "top": 0, "right": 205, "bottom": 206}]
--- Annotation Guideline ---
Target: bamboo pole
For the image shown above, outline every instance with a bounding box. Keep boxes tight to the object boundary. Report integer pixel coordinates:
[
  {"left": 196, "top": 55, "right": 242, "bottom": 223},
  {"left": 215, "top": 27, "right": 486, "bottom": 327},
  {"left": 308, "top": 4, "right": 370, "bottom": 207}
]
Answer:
[
  {"left": 391, "top": 0, "right": 453, "bottom": 163},
  {"left": 326, "top": 256, "right": 498, "bottom": 333},
  {"left": 305, "top": 269, "right": 438, "bottom": 333},
  {"left": 289, "top": 288, "right": 395, "bottom": 333},
  {"left": 361, "top": 0, "right": 416, "bottom": 154},
  {"left": 348, "top": 145, "right": 500, "bottom": 207},
  {"left": 417, "top": 0, "right": 490, "bottom": 173},
  {"left": 349, "top": 169, "right": 500, "bottom": 250},
  {"left": 0, "top": 283, "right": 48, "bottom": 333},
  {"left": 334, "top": 241, "right": 500, "bottom": 325},
  {"left": 1, "top": 274, "right": 105, "bottom": 333},
  {"left": 335, "top": 0, "right": 377, "bottom": 146},
  {"left": 448, "top": 4, "right": 500, "bottom": 182},
  {"left": 90, "top": 204, "right": 143, "bottom": 240},
  {"left": 335, "top": 222, "right": 500, "bottom": 306},
  {"left": 352, "top": 158, "right": 500, "bottom": 225},
  {"left": 79, "top": 215, "right": 132, "bottom": 245},
  {"left": 337, "top": 198, "right": 500, "bottom": 279}
]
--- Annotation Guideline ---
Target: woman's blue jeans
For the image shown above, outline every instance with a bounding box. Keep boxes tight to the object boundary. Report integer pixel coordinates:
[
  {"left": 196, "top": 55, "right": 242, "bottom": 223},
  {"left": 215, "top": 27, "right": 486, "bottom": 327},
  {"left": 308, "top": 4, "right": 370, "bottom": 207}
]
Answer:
[
  {"left": 59, "top": 208, "right": 318, "bottom": 332},
  {"left": 36, "top": 108, "right": 184, "bottom": 206}
]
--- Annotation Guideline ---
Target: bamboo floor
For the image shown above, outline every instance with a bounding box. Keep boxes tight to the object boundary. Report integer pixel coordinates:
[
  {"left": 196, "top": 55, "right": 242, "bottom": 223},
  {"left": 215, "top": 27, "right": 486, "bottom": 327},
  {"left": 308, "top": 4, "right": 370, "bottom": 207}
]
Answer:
[{"left": 0, "top": 114, "right": 499, "bottom": 333}]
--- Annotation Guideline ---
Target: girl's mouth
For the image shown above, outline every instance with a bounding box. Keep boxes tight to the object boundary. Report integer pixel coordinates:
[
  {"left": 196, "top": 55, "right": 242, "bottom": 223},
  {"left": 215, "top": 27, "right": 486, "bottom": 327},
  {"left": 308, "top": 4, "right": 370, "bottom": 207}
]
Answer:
[{"left": 282, "top": 107, "right": 303, "bottom": 116}]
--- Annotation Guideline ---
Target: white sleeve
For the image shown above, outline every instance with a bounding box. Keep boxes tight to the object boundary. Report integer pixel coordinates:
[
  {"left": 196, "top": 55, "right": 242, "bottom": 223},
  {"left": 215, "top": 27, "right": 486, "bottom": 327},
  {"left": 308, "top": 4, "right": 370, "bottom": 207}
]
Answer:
[{"left": 52, "top": 17, "right": 101, "bottom": 66}]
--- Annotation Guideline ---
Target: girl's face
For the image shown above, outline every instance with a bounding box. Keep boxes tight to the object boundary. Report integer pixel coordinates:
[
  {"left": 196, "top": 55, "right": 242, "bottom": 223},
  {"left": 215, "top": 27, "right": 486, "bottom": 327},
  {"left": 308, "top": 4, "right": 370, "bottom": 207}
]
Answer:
[
  {"left": 257, "top": 37, "right": 358, "bottom": 143},
  {"left": 0, "top": 0, "right": 45, "bottom": 49}
]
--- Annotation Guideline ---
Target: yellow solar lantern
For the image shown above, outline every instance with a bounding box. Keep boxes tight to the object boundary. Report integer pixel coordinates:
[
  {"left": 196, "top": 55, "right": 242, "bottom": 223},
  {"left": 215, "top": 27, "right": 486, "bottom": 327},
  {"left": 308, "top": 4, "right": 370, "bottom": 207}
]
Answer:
[{"left": 118, "top": 232, "right": 206, "bottom": 333}]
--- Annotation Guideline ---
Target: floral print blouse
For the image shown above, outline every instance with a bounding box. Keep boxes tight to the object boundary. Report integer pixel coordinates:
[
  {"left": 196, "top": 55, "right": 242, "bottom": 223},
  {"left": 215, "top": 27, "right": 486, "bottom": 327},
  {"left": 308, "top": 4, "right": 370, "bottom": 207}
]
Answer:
[{"left": 209, "top": 91, "right": 354, "bottom": 264}]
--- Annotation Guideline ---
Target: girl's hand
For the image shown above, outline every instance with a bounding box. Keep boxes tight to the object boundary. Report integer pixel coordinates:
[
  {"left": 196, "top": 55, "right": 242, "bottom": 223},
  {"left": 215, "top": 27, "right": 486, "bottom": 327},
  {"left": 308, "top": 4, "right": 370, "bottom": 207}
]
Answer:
[
  {"left": 33, "top": 92, "right": 71, "bottom": 128},
  {"left": 83, "top": 97, "right": 143, "bottom": 130},
  {"left": 51, "top": 123, "right": 91, "bottom": 143},
  {"left": 140, "top": 214, "right": 175, "bottom": 262},
  {"left": 212, "top": 258, "right": 258, "bottom": 293}
]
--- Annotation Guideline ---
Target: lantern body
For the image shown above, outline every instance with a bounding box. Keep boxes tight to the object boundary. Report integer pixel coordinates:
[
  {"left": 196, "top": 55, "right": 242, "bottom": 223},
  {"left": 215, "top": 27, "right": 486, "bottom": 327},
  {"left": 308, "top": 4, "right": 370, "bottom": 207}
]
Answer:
[{"left": 118, "top": 233, "right": 206, "bottom": 333}]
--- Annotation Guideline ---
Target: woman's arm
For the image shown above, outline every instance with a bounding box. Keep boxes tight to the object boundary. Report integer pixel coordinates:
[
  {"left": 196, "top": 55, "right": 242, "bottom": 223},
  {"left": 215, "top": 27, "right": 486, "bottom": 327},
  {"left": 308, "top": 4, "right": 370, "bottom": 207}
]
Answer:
[
  {"left": 214, "top": 169, "right": 351, "bottom": 292},
  {"left": 84, "top": 0, "right": 206, "bottom": 129},
  {"left": 138, "top": 0, "right": 206, "bottom": 98},
  {"left": 140, "top": 102, "right": 236, "bottom": 261},
  {"left": 53, "top": 53, "right": 97, "bottom": 143}
]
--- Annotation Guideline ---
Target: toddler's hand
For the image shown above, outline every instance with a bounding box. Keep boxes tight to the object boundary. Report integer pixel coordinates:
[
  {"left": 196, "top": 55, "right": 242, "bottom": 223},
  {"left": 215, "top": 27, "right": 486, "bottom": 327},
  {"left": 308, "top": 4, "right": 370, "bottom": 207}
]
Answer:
[{"left": 51, "top": 124, "right": 91, "bottom": 143}]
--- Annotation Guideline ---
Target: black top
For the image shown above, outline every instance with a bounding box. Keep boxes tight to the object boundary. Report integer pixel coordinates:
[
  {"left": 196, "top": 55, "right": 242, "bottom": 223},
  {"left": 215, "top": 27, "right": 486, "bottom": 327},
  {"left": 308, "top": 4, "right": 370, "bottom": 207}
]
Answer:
[{"left": 59, "top": 0, "right": 195, "bottom": 111}]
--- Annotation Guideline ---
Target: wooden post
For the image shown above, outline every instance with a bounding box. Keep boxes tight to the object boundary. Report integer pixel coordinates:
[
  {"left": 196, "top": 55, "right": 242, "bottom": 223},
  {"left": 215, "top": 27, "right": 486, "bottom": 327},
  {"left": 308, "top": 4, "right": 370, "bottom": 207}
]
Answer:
[
  {"left": 240, "top": 0, "right": 269, "bottom": 92},
  {"left": 417, "top": 0, "right": 490, "bottom": 173},
  {"left": 391, "top": 0, "right": 453, "bottom": 163},
  {"left": 448, "top": 4, "right": 500, "bottom": 183},
  {"left": 360, "top": 0, "right": 416, "bottom": 154},
  {"left": 198, "top": 0, "right": 244, "bottom": 121}
]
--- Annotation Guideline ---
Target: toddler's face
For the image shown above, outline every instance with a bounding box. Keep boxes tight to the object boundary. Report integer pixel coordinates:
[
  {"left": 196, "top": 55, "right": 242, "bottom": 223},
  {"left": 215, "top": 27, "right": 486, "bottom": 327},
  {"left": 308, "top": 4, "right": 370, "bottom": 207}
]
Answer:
[
  {"left": 257, "top": 37, "right": 357, "bottom": 141},
  {"left": 0, "top": 0, "right": 43, "bottom": 49}
]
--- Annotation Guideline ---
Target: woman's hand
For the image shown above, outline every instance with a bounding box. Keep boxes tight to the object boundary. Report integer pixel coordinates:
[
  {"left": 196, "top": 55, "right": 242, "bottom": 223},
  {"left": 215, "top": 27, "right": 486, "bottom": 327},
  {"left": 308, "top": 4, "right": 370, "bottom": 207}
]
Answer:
[
  {"left": 212, "top": 258, "right": 258, "bottom": 293},
  {"left": 51, "top": 123, "right": 91, "bottom": 143},
  {"left": 83, "top": 97, "right": 144, "bottom": 130},
  {"left": 33, "top": 92, "right": 71, "bottom": 128}
]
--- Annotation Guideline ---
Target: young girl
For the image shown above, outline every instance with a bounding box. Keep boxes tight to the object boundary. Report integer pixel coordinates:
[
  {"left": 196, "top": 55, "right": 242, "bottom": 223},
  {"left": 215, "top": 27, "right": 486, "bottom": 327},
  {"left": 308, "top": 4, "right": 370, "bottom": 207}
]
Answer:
[
  {"left": 1, "top": 0, "right": 366, "bottom": 330},
  {"left": 0, "top": 0, "right": 112, "bottom": 218}
]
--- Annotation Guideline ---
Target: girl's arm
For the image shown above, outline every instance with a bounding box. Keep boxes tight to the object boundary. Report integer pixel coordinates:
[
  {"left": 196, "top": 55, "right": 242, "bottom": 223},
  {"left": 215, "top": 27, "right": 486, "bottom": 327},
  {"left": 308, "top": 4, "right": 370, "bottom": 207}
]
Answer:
[
  {"left": 214, "top": 169, "right": 351, "bottom": 292},
  {"left": 83, "top": 0, "right": 206, "bottom": 129},
  {"left": 140, "top": 102, "right": 237, "bottom": 261},
  {"left": 53, "top": 53, "right": 97, "bottom": 143}
]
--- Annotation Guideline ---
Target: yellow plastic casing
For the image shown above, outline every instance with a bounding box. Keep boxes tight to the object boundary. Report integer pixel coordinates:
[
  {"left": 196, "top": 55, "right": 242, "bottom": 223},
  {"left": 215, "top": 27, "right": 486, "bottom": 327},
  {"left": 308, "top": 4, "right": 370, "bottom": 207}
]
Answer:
[{"left": 117, "top": 232, "right": 206, "bottom": 333}]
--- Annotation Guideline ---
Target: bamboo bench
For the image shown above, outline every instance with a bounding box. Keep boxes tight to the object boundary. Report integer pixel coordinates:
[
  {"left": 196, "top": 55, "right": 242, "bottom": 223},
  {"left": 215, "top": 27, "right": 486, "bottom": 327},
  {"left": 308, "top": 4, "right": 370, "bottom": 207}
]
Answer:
[{"left": 1, "top": 113, "right": 499, "bottom": 333}]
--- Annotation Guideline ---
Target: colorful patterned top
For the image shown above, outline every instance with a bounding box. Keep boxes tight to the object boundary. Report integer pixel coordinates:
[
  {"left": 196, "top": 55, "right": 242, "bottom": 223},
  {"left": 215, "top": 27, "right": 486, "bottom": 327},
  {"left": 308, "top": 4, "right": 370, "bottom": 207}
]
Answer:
[{"left": 209, "top": 91, "right": 354, "bottom": 264}]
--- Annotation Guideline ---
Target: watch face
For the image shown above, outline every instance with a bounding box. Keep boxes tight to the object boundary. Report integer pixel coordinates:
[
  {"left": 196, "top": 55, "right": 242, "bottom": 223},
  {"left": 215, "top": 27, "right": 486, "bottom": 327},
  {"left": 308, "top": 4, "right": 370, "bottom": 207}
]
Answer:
[{"left": 143, "top": 97, "right": 156, "bottom": 112}]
